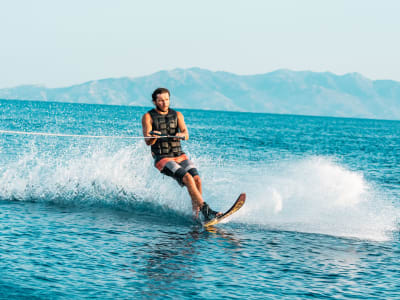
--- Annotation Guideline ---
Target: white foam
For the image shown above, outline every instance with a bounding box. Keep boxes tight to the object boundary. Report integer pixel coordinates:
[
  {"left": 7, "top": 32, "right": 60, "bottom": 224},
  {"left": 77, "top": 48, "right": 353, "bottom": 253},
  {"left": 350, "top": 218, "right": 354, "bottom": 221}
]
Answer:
[
  {"left": 0, "top": 142, "right": 398, "bottom": 241},
  {"left": 0, "top": 141, "right": 191, "bottom": 214},
  {"left": 226, "top": 156, "right": 398, "bottom": 241}
]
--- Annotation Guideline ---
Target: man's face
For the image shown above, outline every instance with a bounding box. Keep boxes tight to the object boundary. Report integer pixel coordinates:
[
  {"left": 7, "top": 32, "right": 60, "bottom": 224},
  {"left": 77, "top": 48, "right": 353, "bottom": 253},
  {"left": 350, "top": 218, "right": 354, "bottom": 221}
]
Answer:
[{"left": 154, "top": 92, "right": 170, "bottom": 112}]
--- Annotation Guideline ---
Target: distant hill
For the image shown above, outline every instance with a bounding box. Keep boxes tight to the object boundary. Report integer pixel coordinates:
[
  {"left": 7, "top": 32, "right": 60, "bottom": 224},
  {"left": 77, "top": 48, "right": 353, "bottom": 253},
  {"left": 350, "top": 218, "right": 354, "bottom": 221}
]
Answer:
[{"left": 1, "top": 68, "right": 400, "bottom": 119}]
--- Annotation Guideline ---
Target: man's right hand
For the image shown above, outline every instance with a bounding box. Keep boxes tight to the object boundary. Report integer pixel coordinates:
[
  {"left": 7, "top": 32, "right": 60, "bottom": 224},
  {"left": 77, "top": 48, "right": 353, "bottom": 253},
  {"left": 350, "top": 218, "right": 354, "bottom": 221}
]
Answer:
[{"left": 149, "top": 130, "right": 162, "bottom": 137}]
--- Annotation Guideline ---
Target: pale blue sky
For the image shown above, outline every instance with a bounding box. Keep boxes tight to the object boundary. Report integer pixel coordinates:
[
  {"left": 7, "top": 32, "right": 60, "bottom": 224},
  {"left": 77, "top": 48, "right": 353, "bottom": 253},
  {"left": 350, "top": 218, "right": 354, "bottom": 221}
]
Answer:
[{"left": 0, "top": 0, "right": 399, "bottom": 88}]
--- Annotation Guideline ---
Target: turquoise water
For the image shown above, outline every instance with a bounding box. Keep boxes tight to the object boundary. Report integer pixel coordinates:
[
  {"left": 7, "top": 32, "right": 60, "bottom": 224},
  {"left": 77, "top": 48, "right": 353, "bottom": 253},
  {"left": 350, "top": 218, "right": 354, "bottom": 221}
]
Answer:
[{"left": 0, "top": 99, "right": 399, "bottom": 299}]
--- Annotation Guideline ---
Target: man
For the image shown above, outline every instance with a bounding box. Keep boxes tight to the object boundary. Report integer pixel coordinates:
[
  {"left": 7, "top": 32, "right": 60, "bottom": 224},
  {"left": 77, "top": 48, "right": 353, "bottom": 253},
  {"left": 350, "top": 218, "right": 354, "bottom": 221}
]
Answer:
[{"left": 142, "top": 87, "right": 221, "bottom": 221}]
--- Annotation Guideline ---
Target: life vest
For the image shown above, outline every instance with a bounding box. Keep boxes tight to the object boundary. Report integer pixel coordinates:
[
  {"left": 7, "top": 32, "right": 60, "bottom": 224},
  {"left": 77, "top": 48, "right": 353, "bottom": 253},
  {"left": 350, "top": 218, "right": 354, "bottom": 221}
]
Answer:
[{"left": 148, "top": 108, "right": 183, "bottom": 160}]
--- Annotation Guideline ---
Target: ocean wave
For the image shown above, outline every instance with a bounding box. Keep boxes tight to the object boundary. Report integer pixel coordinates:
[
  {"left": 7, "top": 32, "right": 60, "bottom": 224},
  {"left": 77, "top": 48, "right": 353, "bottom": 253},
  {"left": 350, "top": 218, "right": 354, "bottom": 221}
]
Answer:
[
  {"left": 231, "top": 156, "right": 399, "bottom": 241},
  {"left": 0, "top": 141, "right": 398, "bottom": 241}
]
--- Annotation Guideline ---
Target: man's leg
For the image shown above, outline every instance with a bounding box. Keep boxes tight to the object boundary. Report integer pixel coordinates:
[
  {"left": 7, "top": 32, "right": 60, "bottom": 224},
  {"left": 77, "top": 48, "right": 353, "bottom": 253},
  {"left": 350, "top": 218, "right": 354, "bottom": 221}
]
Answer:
[
  {"left": 193, "top": 175, "right": 202, "bottom": 195},
  {"left": 160, "top": 160, "right": 221, "bottom": 219},
  {"left": 179, "top": 159, "right": 202, "bottom": 195},
  {"left": 182, "top": 173, "right": 222, "bottom": 220},
  {"left": 182, "top": 173, "right": 204, "bottom": 216}
]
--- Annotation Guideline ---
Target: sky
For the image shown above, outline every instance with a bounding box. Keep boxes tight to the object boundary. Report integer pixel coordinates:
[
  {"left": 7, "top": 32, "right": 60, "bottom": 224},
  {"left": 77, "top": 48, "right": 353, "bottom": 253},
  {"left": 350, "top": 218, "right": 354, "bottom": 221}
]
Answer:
[{"left": 0, "top": 0, "right": 399, "bottom": 88}]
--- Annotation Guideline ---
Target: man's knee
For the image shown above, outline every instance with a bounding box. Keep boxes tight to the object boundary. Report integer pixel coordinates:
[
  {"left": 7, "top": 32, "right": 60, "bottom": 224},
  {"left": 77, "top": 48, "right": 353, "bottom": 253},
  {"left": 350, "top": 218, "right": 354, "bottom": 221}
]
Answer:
[
  {"left": 193, "top": 175, "right": 201, "bottom": 185},
  {"left": 182, "top": 172, "right": 194, "bottom": 186}
]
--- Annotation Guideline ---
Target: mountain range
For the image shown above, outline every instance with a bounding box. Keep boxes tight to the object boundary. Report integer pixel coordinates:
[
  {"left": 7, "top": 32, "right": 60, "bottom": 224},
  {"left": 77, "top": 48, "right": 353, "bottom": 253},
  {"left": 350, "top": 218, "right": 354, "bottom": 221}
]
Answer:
[{"left": 1, "top": 68, "right": 400, "bottom": 120}]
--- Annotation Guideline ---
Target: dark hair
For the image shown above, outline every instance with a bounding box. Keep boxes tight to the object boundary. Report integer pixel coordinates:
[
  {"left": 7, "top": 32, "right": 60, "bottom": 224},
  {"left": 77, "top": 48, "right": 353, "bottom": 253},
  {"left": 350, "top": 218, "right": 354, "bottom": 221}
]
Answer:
[{"left": 152, "top": 87, "right": 170, "bottom": 102}]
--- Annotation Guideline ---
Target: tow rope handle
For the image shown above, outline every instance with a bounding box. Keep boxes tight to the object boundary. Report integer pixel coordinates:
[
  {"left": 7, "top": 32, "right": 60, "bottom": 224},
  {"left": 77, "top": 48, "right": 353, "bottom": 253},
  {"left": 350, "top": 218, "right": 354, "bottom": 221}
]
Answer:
[{"left": 149, "top": 131, "right": 185, "bottom": 140}]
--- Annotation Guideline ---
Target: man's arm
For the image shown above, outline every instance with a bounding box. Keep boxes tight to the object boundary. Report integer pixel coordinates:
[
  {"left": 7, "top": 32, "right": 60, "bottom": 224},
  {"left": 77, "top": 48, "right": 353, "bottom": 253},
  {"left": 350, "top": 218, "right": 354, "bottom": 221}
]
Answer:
[
  {"left": 176, "top": 111, "right": 189, "bottom": 140},
  {"left": 142, "top": 113, "right": 158, "bottom": 145}
]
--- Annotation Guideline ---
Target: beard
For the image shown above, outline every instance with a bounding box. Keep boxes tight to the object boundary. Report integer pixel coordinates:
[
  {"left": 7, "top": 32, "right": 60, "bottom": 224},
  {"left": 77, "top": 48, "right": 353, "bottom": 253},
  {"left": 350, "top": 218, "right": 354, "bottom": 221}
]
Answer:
[{"left": 156, "top": 104, "right": 168, "bottom": 112}]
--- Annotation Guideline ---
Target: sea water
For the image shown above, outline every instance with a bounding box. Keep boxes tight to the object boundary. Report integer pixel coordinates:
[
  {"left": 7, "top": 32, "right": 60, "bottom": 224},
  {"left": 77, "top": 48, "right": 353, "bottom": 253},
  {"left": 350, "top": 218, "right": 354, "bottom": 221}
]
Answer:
[{"left": 0, "top": 99, "right": 399, "bottom": 299}]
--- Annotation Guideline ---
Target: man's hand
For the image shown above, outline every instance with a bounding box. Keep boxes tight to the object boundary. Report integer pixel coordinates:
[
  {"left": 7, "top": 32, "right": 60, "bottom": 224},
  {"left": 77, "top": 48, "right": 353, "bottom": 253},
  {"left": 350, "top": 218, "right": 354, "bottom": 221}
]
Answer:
[
  {"left": 150, "top": 130, "right": 162, "bottom": 137},
  {"left": 175, "top": 132, "right": 187, "bottom": 140}
]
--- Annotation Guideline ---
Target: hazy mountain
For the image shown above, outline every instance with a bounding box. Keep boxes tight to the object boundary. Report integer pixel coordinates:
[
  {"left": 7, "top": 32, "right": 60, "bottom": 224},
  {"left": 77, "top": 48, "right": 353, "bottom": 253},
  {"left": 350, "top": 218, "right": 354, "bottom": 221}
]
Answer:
[{"left": 1, "top": 68, "right": 400, "bottom": 119}]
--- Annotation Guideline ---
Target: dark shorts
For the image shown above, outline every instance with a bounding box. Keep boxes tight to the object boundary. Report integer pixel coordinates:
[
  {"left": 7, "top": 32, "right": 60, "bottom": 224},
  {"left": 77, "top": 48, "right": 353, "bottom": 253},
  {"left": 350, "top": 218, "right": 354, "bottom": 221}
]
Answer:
[{"left": 160, "top": 159, "right": 199, "bottom": 186}]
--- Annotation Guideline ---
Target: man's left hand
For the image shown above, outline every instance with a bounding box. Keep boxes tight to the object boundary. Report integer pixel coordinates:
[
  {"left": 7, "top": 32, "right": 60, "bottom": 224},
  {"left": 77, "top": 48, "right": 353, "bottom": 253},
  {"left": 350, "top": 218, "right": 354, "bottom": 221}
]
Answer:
[{"left": 175, "top": 132, "right": 187, "bottom": 140}]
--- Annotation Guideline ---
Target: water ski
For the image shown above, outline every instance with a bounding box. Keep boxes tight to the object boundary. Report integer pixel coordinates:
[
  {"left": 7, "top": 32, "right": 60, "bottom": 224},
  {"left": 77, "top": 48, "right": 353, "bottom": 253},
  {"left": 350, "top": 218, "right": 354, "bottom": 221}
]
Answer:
[{"left": 203, "top": 193, "right": 246, "bottom": 227}]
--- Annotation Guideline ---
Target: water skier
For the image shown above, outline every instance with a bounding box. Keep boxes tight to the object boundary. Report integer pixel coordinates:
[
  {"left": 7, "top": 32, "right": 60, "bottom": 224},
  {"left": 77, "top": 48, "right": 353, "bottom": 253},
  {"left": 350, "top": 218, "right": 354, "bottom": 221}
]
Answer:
[{"left": 142, "top": 87, "right": 222, "bottom": 221}]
